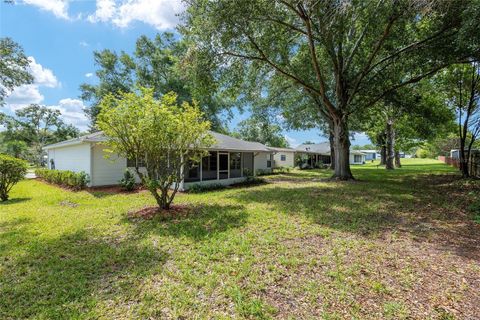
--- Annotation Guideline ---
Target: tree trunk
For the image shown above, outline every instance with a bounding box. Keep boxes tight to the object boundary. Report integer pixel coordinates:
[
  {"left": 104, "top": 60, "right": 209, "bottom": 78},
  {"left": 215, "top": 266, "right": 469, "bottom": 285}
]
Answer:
[
  {"left": 459, "top": 138, "right": 469, "bottom": 178},
  {"left": 385, "top": 121, "right": 395, "bottom": 170},
  {"left": 329, "top": 129, "right": 335, "bottom": 170},
  {"left": 394, "top": 150, "right": 402, "bottom": 168},
  {"left": 380, "top": 146, "right": 386, "bottom": 165},
  {"left": 331, "top": 117, "right": 354, "bottom": 180}
]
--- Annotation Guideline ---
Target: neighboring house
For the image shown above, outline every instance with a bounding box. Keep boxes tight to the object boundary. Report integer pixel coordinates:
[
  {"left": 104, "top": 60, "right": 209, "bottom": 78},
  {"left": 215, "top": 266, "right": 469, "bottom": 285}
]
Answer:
[
  {"left": 349, "top": 150, "right": 367, "bottom": 164},
  {"left": 295, "top": 142, "right": 332, "bottom": 167},
  {"left": 295, "top": 142, "right": 366, "bottom": 166},
  {"left": 359, "top": 150, "right": 380, "bottom": 161},
  {"left": 267, "top": 147, "right": 296, "bottom": 168},
  {"left": 43, "top": 131, "right": 273, "bottom": 190}
]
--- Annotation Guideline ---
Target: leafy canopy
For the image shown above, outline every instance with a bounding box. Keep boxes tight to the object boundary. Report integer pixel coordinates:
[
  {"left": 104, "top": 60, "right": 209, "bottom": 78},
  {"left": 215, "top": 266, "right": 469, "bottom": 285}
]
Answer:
[
  {"left": 97, "top": 88, "right": 214, "bottom": 209},
  {"left": 0, "top": 37, "right": 33, "bottom": 105},
  {"left": 81, "top": 33, "right": 230, "bottom": 131}
]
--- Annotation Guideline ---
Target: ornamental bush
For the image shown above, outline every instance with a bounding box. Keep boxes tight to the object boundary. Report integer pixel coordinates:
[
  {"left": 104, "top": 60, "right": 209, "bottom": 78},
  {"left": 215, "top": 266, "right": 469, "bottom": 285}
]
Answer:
[
  {"left": 35, "top": 168, "right": 89, "bottom": 190},
  {"left": 119, "top": 170, "right": 136, "bottom": 191},
  {"left": 0, "top": 154, "right": 28, "bottom": 201}
]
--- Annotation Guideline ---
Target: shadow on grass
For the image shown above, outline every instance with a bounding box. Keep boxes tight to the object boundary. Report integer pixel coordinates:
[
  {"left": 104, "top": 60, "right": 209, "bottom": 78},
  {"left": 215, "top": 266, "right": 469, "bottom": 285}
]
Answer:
[
  {"left": 124, "top": 203, "right": 248, "bottom": 241},
  {"left": 0, "top": 197, "right": 32, "bottom": 205},
  {"left": 233, "top": 172, "right": 480, "bottom": 260},
  {"left": 0, "top": 229, "right": 168, "bottom": 319}
]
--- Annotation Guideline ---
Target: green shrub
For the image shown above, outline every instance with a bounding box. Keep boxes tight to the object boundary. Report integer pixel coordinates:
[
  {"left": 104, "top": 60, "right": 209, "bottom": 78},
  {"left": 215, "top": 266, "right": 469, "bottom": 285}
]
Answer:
[
  {"left": 255, "top": 169, "right": 271, "bottom": 176},
  {"left": 35, "top": 168, "right": 89, "bottom": 190},
  {"left": 119, "top": 170, "right": 136, "bottom": 191},
  {"left": 273, "top": 166, "right": 292, "bottom": 174},
  {"left": 0, "top": 154, "right": 28, "bottom": 201},
  {"left": 187, "top": 183, "right": 225, "bottom": 193}
]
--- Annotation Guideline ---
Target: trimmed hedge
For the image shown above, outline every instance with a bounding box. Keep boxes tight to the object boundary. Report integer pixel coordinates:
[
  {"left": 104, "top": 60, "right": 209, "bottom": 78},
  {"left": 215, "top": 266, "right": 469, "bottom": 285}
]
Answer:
[{"left": 35, "top": 168, "right": 89, "bottom": 190}]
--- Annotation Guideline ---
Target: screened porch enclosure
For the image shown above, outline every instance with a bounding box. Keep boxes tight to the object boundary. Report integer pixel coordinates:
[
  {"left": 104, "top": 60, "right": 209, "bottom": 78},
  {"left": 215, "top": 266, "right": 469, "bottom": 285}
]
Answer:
[{"left": 184, "top": 151, "right": 254, "bottom": 183}]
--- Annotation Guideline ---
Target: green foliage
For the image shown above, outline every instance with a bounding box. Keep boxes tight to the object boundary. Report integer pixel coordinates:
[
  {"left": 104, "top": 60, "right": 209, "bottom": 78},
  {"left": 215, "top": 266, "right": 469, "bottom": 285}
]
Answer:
[
  {"left": 97, "top": 87, "right": 214, "bottom": 209},
  {"left": 415, "top": 148, "right": 429, "bottom": 159},
  {"left": 255, "top": 169, "right": 271, "bottom": 176},
  {"left": 119, "top": 170, "right": 136, "bottom": 191},
  {"left": 468, "top": 197, "right": 480, "bottom": 223},
  {"left": 0, "top": 37, "right": 33, "bottom": 105},
  {"left": 186, "top": 183, "right": 225, "bottom": 193},
  {"left": 0, "top": 104, "right": 80, "bottom": 164},
  {"left": 35, "top": 168, "right": 89, "bottom": 190},
  {"left": 80, "top": 33, "right": 230, "bottom": 130},
  {"left": 273, "top": 166, "right": 292, "bottom": 174},
  {"left": 233, "top": 116, "right": 288, "bottom": 148},
  {"left": 0, "top": 154, "right": 27, "bottom": 201}
]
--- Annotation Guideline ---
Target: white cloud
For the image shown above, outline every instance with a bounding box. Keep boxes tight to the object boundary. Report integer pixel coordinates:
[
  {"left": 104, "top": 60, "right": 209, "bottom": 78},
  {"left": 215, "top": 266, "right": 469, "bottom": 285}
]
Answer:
[
  {"left": 5, "top": 57, "right": 59, "bottom": 106},
  {"left": 5, "top": 84, "right": 44, "bottom": 105},
  {"left": 284, "top": 135, "right": 298, "bottom": 148},
  {"left": 22, "top": 0, "right": 70, "bottom": 20},
  {"left": 28, "top": 57, "right": 59, "bottom": 88},
  {"left": 54, "top": 98, "right": 89, "bottom": 131},
  {"left": 85, "top": 72, "right": 94, "bottom": 78},
  {"left": 79, "top": 41, "right": 89, "bottom": 47},
  {"left": 87, "top": 0, "right": 116, "bottom": 23},
  {"left": 88, "top": 0, "right": 184, "bottom": 30}
]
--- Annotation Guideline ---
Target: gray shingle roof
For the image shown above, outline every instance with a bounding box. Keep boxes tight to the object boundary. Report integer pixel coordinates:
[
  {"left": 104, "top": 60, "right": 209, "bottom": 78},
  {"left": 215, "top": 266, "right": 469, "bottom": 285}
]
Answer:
[
  {"left": 267, "top": 147, "right": 296, "bottom": 152},
  {"left": 209, "top": 131, "right": 271, "bottom": 152},
  {"left": 44, "top": 131, "right": 272, "bottom": 152},
  {"left": 295, "top": 142, "right": 331, "bottom": 154}
]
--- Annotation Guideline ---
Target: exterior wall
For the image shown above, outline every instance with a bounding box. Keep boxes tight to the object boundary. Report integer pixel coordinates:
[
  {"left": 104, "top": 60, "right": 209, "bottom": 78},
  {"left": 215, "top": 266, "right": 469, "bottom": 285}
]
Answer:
[
  {"left": 273, "top": 151, "right": 295, "bottom": 168},
  {"left": 47, "top": 143, "right": 91, "bottom": 176},
  {"left": 364, "top": 153, "right": 376, "bottom": 161},
  {"left": 349, "top": 154, "right": 366, "bottom": 164},
  {"left": 254, "top": 152, "right": 273, "bottom": 173},
  {"left": 91, "top": 144, "right": 128, "bottom": 186}
]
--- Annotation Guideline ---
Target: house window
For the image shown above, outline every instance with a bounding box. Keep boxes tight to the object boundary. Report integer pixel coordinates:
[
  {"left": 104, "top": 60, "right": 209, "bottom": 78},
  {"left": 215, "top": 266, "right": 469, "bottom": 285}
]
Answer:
[
  {"left": 354, "top": 155, "right": 362, "bottom": 163},
  {"left": 127, "top": 156, "right": 145, "bottom": 167},
  {"left": 267, "top": 154, "right": 272, "bottom": 168},
  {"left": 280, "top": 154, "right": 286, "bottom": 161}
]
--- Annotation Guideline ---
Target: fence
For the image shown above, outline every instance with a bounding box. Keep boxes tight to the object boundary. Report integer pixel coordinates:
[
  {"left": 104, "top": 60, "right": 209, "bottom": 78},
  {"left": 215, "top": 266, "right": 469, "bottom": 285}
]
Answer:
[{"left": 438, "top": 151, "right": 480, "bottom": 177}]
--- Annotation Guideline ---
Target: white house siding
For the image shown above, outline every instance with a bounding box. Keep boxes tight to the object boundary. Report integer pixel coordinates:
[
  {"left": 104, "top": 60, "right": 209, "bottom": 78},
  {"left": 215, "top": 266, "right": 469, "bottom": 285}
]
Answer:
[
  {"left": 91, "top": 144, "right": 127, "bottom": 186},
  {"left": 47, "top": 143, "right": 91, "bottom": 176},
  {"left": 273, "top": 151, "right": 295, "bottom": 168},
  {"left": 254, "top": 152, "right": 273, "bottom": 173},
  {"left": 349, "top": 154, "right": 365, "bottom": 165}
]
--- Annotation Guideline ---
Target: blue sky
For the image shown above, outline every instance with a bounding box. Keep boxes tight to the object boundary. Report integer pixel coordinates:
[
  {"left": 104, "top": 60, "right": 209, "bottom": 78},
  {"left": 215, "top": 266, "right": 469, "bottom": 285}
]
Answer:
[{"left": 0, "top": 0, "right": 371, "bottom": 147}]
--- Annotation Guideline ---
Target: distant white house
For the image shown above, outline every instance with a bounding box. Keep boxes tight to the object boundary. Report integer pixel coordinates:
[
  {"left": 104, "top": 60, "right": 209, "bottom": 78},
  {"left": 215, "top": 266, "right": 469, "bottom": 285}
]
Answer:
[
  {"left": 267, "top": 147, "right": 296, "bottom": 168},
  {"left": 43, "top": 131, "right": 273, "bottom": 190},
  {"left": 359, "top": 150, "right": 380, "bottom": 161},
  {"left": 295, "top": 142, "right": 366, "bottom": 166}
]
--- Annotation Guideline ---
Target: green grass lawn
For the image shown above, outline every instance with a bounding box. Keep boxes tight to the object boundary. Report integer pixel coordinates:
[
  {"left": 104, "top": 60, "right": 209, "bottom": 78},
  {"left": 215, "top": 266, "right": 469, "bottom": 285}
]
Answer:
[{"left": 1, "top": 159, "right": 479, "bottom": 319}]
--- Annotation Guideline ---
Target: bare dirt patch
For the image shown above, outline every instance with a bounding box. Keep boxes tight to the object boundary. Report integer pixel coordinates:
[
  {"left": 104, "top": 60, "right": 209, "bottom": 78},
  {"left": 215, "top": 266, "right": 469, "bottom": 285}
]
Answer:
[{"left": 127, "top": 204, "right": 193, "bottom": 220}]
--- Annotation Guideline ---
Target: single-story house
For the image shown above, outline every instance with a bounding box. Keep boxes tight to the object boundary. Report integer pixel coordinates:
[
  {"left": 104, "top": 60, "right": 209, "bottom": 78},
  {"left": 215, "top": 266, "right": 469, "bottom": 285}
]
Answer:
[
  {"left": 267, "top": 147, "right": 296, "bottom": 168},
  {"left": 43, "top": 131, "right": 274, "bottom": 190},
  {"left": 295, "top": 142, "right": 366, "bottom": 166},
  {"left": 295, "top": 142, "right": 332, "bottom": 167}
]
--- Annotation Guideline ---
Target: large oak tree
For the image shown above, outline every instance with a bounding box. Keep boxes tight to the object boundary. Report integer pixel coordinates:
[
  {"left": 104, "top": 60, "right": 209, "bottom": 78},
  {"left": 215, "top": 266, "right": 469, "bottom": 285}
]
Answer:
[{"left": 183, "top": 0, "right": 480, "bottom": 179}]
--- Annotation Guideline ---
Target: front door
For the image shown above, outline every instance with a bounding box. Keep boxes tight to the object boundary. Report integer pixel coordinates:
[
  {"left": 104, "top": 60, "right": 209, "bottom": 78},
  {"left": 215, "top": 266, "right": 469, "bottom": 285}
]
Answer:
[{"left": 219, "top": 152, "right": 229, "bottom": 179}]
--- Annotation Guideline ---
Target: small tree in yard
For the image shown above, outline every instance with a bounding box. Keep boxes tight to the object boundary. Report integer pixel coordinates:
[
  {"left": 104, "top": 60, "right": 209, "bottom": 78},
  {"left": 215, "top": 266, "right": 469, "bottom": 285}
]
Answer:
[
  {"left": 0, "top": 154, "right": 28, "bottom": 201},
  {"left": 97, "top": 88, "right": 214, "bottom": 210}
]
